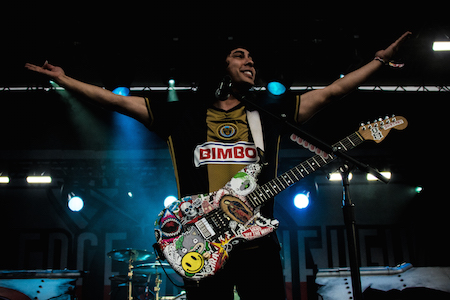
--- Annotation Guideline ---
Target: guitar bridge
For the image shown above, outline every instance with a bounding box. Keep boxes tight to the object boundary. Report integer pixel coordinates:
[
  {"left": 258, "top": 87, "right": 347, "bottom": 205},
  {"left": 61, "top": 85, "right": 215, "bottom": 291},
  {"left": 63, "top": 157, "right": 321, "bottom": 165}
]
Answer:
[{"left": 195, "top": 218, "right": 216, "bottom": 239}]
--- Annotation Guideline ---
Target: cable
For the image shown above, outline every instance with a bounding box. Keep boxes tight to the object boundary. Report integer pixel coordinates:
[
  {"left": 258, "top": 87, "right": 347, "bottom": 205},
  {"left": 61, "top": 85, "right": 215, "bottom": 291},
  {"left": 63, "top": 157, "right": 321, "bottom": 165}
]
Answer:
[{"left": 152, "top": 243, "right": 186, "bottom": 289}]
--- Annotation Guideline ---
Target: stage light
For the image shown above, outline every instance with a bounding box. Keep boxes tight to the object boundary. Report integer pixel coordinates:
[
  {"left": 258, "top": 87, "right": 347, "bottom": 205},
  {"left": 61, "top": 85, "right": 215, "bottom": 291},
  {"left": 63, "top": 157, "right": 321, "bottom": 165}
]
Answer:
[
  {"left": 167, "top": 78, "right": 179, "bottom": 102},
  {"left": 164, "top": 195, "right": 178, "bottom": 207},
  {"left": 0, "top": 176, "right": 9, "bottom": 184},
  {"left": 68, "top": 193, "right": 84, "bottom": 212},
  {"left": 433, "top": 41, "right": 450, "bottom": 51},
  {"left": 112, "top": 87, "right": 130, "bottom": 96},
  {"left": 328, "top": 172, "right": 353, "bottom": 181},
  {"left": 367, "top": 172, "right": 391, "bottom": 181},
  {"left": 127, "top": 191, "right": 133, "bottom": 198},
  {"left": 294, "top": 192, "right": 310, "bottom": 209},
  {"left": 415, "top": 186, "right": 423, "bottom": 194},
  {"left": 27, "top": 176, "right": 52, "bottom": 184},
  {"left": 267, "top": 81, "right": 287, "bottom": 96}
]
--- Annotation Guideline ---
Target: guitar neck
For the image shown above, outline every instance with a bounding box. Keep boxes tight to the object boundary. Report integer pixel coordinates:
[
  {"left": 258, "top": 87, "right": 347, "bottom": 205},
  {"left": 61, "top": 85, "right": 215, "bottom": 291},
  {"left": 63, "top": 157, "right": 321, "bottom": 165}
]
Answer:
[{"left": 247, "top": 132, "right": 365, "bottom": 207}]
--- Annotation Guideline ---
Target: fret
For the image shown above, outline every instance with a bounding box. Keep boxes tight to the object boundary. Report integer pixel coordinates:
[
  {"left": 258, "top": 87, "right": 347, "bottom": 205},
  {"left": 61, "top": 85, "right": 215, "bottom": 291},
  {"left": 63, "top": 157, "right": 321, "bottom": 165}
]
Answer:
[
  {"left": 325, "top": 155, "right": 335, "bottom": 163},
  {"left": 275, "top": 177, "right": 287, "bottom": 190},
  {"left": 270, "top": 180, "right": 279, "bottom": 192},
  {"left": 311, "top": 157, "right": 322, "bottom": 168},
  {"left": 284, "top": 172, "right": 296, "bottom": 184},
  {"left": 279, "top": 174, "right": 291, "bottom": 187},
  {"left": 304, "top": 161, "right": 315, "bottom": 173},
  {"left": 289, "top": 170, "right": 300, "bottom": 181},
  {"left": 307, "top": 159, "right": 316, "bottom": 170},
  {"left": 337, "top": 141, "right": 348, "bottom": 151},
  {"left": 253, "top": 193, "right": 263, "bottom": 205},
  {"left": 317, "top": 154, "right": 328, "bottom": 164},
  {"left": 298, "top": 164, "right": 310, "bottom": 175},
  {"left": 285, "top": 171, "right": 299, "bottom": 186},
  {"left": 253, "top": 195, "right": 263, "bottom": 206},
  {"left": 263, "top": 184, "right": 276, "bottom": 197},
  {"left": 346, "top": 135, "right": 356, "bottom": 147},
  {"left": 343, "top": 133, "right": 364, "bottom": 149},
  {"left": 257, "top": 191, "right": 269, "bottom": 202},
  {"left": 290, "top": 167, "right": 303, "bottom": 180},
  {"left": 249, "top": 192, "right": 262, "bottom": 207}
]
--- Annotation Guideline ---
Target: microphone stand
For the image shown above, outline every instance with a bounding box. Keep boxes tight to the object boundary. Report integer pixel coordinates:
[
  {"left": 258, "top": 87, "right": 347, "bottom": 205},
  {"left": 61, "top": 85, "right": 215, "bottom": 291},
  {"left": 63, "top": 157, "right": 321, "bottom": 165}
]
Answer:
[
  {"left": 339, "top": 164, "right": 363, "bottom": 300},
  {"left": 233, "top": 90, "right": 390, "bottom": 300}
]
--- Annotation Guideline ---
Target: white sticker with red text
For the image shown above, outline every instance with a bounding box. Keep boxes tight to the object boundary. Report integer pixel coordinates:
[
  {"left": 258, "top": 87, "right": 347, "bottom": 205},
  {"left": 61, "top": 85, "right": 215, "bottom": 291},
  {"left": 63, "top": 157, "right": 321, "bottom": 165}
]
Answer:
[{"left": 194, "top": 141, "right": 257, "bottom": 167}]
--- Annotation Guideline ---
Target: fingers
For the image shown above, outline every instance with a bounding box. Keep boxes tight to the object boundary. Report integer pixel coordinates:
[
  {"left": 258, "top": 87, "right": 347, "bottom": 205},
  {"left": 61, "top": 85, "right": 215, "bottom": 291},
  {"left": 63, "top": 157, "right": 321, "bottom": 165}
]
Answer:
[
  {"left": 24, "top": 63, "right": 42, "bottom": 72},
  {"left": 399, "top": 31, "right": 412, "bottom": 41},
  {"left": 392, "top": 31, "right": 412, "bottom": 48},
  {"left": 378, "top": 31, "right": 412, "bottom": 60},
  {"left": 24, "top": 62, "right": 53, "bottom": 77}
]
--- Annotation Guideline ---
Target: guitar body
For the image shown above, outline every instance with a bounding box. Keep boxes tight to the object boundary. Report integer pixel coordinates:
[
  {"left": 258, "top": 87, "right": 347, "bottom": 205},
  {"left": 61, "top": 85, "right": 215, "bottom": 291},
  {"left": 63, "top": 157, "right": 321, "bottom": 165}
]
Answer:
[{"left": 154, "top": 162, "right": 279, "bottom": 280}]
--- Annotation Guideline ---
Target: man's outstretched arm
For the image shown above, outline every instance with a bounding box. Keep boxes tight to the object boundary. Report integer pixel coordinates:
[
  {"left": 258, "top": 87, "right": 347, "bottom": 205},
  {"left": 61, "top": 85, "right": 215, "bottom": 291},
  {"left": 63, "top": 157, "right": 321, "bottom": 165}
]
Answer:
[
  {"left": 297, "top": 31, "right": 412, "bottom": 123},
  {"left": 25, "top": 61, "right": 150, "bottom": 124}
]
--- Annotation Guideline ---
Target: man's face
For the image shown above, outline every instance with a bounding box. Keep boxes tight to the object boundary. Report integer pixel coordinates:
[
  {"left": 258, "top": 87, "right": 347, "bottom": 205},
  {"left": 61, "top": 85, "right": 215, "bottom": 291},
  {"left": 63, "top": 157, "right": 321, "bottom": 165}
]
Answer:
[{"left": 225, "top": 48, "right": 256, "bottom": 87}]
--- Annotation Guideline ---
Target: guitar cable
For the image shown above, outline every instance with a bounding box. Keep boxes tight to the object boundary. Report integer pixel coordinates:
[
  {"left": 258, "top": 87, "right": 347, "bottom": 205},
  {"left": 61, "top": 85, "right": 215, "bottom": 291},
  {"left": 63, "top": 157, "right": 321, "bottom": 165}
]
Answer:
[{"left": 152, "top": 243, "right": 186, "bottom": 289}]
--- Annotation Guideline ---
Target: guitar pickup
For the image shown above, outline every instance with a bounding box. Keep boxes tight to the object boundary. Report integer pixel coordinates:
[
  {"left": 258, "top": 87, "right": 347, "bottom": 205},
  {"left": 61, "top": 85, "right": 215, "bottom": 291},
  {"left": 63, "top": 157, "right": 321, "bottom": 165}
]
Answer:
[{"left": 195, "top": 218, "right": 216, "bottom": 239}]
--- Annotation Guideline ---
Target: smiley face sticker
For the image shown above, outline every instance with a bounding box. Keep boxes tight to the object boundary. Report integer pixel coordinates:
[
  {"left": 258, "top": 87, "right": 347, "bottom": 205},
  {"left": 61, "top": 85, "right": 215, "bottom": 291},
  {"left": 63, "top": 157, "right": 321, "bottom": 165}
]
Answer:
[{"left": 181, "top": 252, "right": 205, "bottom": 275}]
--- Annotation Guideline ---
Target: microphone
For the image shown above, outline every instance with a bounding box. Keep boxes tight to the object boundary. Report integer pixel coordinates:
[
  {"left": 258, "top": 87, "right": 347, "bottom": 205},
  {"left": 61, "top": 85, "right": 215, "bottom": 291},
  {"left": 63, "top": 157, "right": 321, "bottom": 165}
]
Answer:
[{"left": 215, "top": 76, "right": 232, "bottom": 100}]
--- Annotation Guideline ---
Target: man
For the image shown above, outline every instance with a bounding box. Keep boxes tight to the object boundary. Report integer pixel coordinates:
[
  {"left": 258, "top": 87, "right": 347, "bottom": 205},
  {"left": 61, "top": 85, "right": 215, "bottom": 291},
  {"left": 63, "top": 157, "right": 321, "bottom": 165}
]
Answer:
[{"left": 25, "top": 31, "right": 411, "bottom": 300}]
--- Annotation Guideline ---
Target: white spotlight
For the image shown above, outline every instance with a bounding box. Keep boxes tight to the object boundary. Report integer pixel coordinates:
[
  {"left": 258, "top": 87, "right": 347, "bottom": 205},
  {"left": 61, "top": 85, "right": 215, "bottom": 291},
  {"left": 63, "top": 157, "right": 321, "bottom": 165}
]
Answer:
[
  {"left": 68, "top": 195, "right": 84, "bottom": 212},
  {"left": 294, "top": 192, "right": 310, "bottom": 209},
  {"left": 164, "top": 195, "right": 178, "bottom": 207}
]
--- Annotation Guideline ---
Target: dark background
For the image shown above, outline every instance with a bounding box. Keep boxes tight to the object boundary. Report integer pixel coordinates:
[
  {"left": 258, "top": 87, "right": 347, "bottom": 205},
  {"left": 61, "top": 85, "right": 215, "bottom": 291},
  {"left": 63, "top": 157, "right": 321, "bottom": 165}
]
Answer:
[{"left": 1, "top": 5, "right": 448, "bottom": 300}]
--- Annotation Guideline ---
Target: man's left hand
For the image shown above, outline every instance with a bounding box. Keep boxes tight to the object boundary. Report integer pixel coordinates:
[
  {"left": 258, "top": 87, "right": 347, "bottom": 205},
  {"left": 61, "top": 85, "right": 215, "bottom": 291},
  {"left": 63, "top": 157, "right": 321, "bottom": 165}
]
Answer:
[{"left": 375, "top": 31, "right": 412, "bottom": 61}]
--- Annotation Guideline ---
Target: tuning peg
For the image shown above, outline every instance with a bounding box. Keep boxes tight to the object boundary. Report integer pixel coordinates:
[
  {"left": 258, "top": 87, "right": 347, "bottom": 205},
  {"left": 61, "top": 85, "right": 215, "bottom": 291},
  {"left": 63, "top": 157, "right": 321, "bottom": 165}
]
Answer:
[{"left": 378, "top": 117, "right": 383, "bottom": 122}]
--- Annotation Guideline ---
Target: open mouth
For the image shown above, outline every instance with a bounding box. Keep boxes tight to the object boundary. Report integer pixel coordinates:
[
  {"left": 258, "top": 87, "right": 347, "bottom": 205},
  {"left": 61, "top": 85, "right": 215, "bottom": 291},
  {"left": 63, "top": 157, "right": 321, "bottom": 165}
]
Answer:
[{"left": 241, "top": 70, "right": 254, "bottom": 78}]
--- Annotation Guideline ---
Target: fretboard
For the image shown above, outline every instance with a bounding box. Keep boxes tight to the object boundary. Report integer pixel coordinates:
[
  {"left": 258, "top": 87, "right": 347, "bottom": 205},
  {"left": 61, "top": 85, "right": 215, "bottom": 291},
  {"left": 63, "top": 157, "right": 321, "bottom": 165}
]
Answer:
[{"left": 247, "top": 132, "right": 364, "bottom": 208}]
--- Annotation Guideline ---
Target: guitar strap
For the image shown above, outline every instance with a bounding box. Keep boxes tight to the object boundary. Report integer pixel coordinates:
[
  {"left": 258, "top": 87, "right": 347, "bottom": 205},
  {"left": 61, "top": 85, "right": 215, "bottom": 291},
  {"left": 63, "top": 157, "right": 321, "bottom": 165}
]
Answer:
[{"left": 246, "top": 110, "right": 264, "bottom": 152}]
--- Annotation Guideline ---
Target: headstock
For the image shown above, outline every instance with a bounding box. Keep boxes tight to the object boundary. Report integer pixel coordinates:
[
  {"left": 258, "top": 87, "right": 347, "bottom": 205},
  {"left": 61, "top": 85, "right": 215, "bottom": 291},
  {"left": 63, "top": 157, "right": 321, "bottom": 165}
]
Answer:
[{"left": 358, "top": 115, "right": 408, "bottom": 143}]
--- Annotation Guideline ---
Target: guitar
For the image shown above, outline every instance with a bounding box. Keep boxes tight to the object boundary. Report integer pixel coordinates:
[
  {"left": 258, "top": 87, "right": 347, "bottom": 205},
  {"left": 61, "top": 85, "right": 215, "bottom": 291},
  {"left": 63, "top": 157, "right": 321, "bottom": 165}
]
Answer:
[{"left": 154, "top": 116, "right": 408, "bottom": 280}]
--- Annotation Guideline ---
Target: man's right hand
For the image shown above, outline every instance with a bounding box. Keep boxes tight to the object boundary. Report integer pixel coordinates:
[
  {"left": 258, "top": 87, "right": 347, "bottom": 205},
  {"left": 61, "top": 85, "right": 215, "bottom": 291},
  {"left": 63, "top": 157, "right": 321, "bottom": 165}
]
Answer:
[
  {"left": 25, "top": 61, "right": 150, "bottom": 125},
  {"left": 25, "top": 61, "right": 65, "bottom": 80}
]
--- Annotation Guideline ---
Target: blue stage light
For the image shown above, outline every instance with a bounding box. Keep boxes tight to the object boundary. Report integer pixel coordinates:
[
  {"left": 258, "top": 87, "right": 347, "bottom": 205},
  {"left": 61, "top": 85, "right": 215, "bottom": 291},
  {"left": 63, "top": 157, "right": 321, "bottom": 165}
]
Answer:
[
  {"left": 294, "top": 192, "right": 310, "bottom": 209},
  {"left": 112, "top": 87, "right": 130, "bottom": 96},
  {"left": 68, "top": 195, "right": 84, "bottom": 212},
  {"left": 267, "top": 81, "right": 287, "bottom": 96}
]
